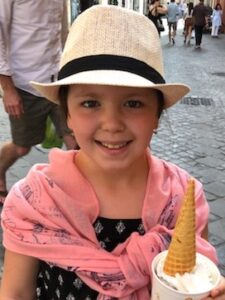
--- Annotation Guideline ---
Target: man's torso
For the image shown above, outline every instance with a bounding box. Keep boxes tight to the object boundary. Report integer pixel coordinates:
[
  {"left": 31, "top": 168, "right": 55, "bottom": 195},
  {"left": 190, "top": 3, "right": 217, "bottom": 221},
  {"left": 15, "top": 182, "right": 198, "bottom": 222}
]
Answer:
[
  {"left": 193, "top": 3, "right": 207, "bottom": 26},
  {"left": 167, "top": 3, "right": 179, "bottom": 23}
]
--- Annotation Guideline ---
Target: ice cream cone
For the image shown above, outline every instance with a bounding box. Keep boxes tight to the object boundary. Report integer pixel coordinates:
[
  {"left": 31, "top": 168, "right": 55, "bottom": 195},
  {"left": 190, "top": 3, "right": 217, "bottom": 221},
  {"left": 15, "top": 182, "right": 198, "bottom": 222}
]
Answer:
[{"left": 163, "top": 178, "right": 196, "bottom": 276}]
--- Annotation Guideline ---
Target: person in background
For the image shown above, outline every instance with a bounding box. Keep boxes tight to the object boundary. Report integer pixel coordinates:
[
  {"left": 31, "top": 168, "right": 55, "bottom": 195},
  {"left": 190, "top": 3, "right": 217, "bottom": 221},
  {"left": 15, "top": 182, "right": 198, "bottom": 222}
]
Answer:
[
  {"left": 179, "top": 0, "right": 187, "bottom": 17},
  {"left": 192, "top": 0, "right": 208, "bottom": 49},
  {"left": 167, "top": 0, "right": 180, "bottom": 45},
  {"left": 211, "top": 3, "right": 223, "bottom": 37},
  {"left": 178, "top": 0, "right": 187, "bottom": 34},
  {"left": 1, "top": 5, "right": 225, "bottom": 300},
  {"left": 183, "top": 2, "right": 194, "bottom": 45},
  {"left": 148, "top": 0, "right": 168, "bottom": 35},
  {"left": 0, "top": 0, "right": 78, "bottom": 205}
]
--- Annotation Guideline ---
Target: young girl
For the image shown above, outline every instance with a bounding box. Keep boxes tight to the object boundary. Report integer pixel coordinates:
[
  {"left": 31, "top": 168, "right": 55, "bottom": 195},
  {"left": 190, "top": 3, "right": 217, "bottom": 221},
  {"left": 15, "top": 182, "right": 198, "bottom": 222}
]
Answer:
[
  {"left": 211, "top": 3, "right": 223, "bottom": 37},
  {"left": 1, "top": 5, "right": 225, "bottom": 300}
]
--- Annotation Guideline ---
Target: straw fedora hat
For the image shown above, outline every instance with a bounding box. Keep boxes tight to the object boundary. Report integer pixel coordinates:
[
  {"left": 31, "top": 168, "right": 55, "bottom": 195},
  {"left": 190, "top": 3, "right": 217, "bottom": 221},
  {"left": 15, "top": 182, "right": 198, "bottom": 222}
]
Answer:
[{"left": 31, "top": 5, "right": 190, "bottom": 109}]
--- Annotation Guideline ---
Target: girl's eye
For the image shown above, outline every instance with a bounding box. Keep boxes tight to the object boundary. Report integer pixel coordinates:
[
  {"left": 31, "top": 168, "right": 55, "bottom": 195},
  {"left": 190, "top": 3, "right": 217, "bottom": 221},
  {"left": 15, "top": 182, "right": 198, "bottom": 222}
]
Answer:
[
  {"left": 81, "top": 100, "right": 100, "bottom": 108},
  {"left": 125, "top": 100, "right": 143, "bottom": 108}
]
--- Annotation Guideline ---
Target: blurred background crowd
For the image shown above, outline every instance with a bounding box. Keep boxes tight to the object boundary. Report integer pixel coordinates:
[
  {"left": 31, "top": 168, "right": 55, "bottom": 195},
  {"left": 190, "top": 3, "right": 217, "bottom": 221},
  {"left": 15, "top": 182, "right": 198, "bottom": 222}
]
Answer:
[{"left": 67, "top": 0, "right": 224, "bottom": 34}]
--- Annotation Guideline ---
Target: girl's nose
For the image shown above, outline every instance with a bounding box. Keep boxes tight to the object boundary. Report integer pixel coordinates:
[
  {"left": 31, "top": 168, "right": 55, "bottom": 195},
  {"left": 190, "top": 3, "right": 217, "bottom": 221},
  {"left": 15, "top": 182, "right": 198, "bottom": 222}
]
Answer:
[{"left": 100, "top": 107, "right": 125, "bottom": 133}]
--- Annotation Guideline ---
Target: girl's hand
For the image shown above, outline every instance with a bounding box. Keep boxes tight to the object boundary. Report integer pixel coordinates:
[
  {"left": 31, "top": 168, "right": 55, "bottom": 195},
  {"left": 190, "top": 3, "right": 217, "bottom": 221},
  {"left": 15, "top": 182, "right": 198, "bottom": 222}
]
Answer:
[{"left": 203, "top": 276, "right": 225, "bottom": 299}]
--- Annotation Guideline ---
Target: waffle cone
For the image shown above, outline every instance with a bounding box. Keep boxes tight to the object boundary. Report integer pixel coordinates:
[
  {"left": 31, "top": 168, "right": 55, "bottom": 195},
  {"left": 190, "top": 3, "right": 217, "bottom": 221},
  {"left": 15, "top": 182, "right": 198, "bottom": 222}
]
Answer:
[{"left": 163, "top": 178, "right": 196, "bottom": 276}]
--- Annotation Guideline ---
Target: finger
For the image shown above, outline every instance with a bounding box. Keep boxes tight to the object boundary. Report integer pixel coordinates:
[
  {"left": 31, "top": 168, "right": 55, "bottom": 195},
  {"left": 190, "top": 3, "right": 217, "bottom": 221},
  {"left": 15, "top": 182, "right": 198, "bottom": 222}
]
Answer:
[
  {"left": 3, "top": 103, "right": 10, "bottom": 114},
  {"left": 210, "top": 288, "right": 221, "bottom": 298},
  {"left": 11, "top": 104, "right": 24, "bottom": 118},
  {"left": 7, "top": 107, "right": 20, "bottom": 118},
  {"left": 15, "top": 106, "right": 24, "bottom": 118}
]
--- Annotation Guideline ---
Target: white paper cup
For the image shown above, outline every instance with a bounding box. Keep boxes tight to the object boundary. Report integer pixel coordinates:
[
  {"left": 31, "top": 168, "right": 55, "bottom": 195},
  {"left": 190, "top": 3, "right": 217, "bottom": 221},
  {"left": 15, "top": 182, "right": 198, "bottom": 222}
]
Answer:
[{"left": 151, "top": 250, "right": 221, "bottom": 300}]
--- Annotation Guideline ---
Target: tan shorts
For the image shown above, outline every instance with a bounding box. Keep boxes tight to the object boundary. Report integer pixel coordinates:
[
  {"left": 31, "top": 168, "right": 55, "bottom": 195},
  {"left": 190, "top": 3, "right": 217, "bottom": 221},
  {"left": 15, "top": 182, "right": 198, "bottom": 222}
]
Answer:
[{"left": 10, "top": 88, "right": 71, "bottom": 147}]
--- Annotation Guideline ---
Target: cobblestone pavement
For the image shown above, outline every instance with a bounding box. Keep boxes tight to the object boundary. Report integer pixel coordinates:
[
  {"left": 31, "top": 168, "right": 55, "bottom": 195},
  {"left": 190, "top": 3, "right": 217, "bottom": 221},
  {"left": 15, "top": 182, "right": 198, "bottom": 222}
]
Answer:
[{"left": 0, "top": 24, "right": 225, "bottom": 278}]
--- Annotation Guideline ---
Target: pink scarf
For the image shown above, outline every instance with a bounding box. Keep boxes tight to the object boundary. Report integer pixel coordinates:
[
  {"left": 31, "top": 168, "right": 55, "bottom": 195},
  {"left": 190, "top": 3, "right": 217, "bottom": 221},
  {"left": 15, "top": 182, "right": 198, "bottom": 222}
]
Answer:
[{"left": 1, "top": 149, "right": 217, "bottom": 299}]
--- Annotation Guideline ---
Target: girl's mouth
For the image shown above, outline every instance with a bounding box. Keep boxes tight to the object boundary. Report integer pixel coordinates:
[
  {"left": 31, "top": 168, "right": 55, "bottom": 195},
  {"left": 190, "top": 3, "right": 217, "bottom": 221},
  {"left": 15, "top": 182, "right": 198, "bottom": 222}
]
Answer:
[{"left": 96, "top": 141, "right": 130, "bottom": 149}]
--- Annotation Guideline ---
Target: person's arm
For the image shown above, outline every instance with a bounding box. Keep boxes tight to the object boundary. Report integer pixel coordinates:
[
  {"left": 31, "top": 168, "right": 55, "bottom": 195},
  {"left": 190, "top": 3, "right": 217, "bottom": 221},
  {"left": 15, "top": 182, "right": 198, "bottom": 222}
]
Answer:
[
  {"left": 192, "top": 6, "right": 196, "bottom": 16},
  {"left": 0, "top": 75, "right": 24, "bottom": 117},
  {"left": 61, "top": 0, "right": 69, "bottom": 49},
  {"left": 205, "top": 15, "right": 209, "bottom": 27},
  {"left": 0, "top": 249, "right": 40, "bottom": 300},
  {"left": 183, "top": 8, "right": 187, "bottom": 20},
  {"left": 176, "top": 5, "right": 180, "bottom": 18},
  {"left": 0, "top": 0, "right": 24, "bottom": 117},
  {"left": 148, "top": 4, "right": 155, "bottom": 16},
  {"left": 205, "top": 7, "right": 209, "bottom": 27},
  {"left": 157, "top": 5, "right": 168, "bottom": 15},
  {"left": 0, "top": 0, "right": 13, "bottom": 78}
]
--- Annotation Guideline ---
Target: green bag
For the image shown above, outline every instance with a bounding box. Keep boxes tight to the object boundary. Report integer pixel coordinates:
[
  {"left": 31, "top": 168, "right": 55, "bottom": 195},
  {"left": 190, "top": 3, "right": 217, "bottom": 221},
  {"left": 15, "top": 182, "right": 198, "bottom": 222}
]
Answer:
[{"left": 42, "top": 117, "right": 63, "bottom": 149}]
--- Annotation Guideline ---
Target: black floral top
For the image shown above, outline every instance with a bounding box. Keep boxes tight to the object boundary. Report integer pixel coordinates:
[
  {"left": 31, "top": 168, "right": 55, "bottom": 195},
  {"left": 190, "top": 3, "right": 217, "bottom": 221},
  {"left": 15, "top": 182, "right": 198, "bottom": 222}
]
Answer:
[{"left": 36, "top": 217, "right": 145, "bottom": 300}]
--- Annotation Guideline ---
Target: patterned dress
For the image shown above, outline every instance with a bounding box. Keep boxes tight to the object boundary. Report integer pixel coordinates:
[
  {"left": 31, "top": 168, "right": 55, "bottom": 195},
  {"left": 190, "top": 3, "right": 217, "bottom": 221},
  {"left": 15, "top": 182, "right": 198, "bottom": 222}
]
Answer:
[{"left": 37, "top": 217, "right": 145, "bottom": 299}]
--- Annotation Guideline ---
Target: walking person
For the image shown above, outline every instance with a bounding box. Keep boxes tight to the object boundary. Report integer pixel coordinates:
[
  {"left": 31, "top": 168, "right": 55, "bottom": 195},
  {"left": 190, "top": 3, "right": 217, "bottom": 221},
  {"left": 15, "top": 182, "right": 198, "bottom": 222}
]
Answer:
[
  {"left": 179, "top": 0, "right": 187, "bottom": 34},
  {"left": 148, "top": 0, "right": 167, "bottom": 35},
  {"left": 179, "top": 0, "right": 187, "bottom": 17},
  {"left": 1, "top": 5, "right": 225, "bottom": 300},
  {"left": 192, "top": 0, "right": 208, "bottom": 49},
  {"left": 183, "top": 2, "right": 194, "bottom": 45},
  {"left": 0, "top": 0, "right": 77, "bottom": 204},
  {"left": 167, "top": 0, "right": 180, "bottom": 45},
  {"left": 211, "top": 3, "right": 223, "bottom": 37}
]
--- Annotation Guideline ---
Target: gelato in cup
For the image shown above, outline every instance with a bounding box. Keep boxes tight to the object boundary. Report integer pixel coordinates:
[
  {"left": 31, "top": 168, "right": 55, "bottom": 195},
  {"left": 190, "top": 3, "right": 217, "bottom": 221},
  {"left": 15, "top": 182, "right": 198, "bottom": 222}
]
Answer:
[
  {"left": 151, "top": 250, "right": 221, "bottom": 300},
  {"left": 151, "top": 179, "right": 221, "bottom": 299}
]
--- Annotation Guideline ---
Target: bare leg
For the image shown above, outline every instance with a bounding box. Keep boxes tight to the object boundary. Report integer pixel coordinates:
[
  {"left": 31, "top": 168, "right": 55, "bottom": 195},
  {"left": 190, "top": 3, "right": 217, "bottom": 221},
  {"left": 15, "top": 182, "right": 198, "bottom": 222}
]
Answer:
[
  {"left": 169, "top": 23, "right": 176, "bottom": 45},
  {"left": 0, "top": 142, "right": 31, "bottom": 193},
  {"left": 187, "top": 26, "right": 192, "bottom": 44},
  {"left": 171, "top": 29, "right": 176, "bottom": 45},
  {"left": 173, "top": 28, "right": 176, "bottom": 38},
  {"left": 169, "top": 30, "right": 172, "bottom": 43},
  {"left": 172, "top": 22, "right": 177, "bottom": 44},
  {"left": 168, "top": 24, "right": 172, "bottom": 43},
  {"left": 184, "top": 27, "right": 187, "bottom": 43},
  {"left": 173, "top": 29, "right": 176, "bottom": 38}
]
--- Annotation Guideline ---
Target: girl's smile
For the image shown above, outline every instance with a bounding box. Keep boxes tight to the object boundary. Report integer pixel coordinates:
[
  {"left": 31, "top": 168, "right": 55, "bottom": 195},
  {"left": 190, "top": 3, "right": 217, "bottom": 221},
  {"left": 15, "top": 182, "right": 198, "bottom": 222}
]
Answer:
[{"left": 67, "top": 84, "right": 159, "bottom": 174}]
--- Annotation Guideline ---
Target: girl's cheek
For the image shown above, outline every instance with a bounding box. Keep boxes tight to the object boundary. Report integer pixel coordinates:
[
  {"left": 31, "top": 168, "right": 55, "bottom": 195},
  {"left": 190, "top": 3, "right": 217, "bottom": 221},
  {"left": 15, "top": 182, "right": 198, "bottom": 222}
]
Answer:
[{"left": 67, "top": 114, "right": 74, "bottom": 130}]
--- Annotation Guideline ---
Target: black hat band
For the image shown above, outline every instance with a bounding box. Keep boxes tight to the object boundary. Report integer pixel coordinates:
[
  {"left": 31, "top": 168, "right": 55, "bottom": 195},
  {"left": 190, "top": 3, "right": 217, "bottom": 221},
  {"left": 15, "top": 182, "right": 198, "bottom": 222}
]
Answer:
[{"left": 58, "top": 54, "right": 165, "bottom": 84}]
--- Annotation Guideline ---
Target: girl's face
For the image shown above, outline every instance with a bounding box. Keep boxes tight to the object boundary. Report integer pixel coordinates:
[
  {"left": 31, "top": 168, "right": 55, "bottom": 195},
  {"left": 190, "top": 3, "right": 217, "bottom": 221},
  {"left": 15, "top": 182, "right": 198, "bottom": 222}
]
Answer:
[{"left": 67, "top": 84, "right": 160, "bottom": 173}]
